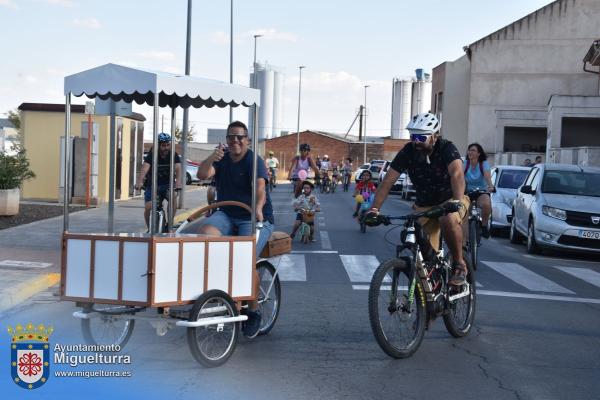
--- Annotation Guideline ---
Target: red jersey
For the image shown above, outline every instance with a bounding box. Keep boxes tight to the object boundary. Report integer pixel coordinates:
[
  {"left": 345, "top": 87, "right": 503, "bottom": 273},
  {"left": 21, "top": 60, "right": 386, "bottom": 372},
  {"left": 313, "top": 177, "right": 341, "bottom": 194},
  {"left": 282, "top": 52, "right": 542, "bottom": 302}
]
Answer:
[{"left": 356, "top": 181, "right": 376, "bottom": 193}]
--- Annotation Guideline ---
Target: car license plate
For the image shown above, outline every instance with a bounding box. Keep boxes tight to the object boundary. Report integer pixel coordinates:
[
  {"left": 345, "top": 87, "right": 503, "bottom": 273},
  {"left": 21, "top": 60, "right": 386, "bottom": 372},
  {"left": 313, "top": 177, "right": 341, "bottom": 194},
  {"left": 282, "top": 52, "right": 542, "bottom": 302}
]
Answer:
[{"left": 579, "top": 230, "right": 600, "bottom": 240}]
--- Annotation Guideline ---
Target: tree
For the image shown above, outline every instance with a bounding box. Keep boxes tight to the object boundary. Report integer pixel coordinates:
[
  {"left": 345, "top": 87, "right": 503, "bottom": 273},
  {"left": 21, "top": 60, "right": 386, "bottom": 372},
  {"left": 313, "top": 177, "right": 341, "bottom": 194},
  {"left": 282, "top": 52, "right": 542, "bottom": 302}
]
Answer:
[
  {"left": 174, "top": 124, "right": 196, "bottom": 143},
  {"left": 6, "top": 109, "right": 23, "bottom": 149}
]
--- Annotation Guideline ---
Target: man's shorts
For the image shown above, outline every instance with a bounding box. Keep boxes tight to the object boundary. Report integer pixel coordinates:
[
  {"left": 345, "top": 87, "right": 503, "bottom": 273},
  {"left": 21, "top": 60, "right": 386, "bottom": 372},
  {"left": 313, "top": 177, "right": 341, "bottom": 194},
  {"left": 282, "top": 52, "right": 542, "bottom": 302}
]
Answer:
[
  {"left": 414, "top": 195, "right": 470, "bottom": 251},
  {"left": 144, "top": 184, "right": 169, "bottom": 203}
]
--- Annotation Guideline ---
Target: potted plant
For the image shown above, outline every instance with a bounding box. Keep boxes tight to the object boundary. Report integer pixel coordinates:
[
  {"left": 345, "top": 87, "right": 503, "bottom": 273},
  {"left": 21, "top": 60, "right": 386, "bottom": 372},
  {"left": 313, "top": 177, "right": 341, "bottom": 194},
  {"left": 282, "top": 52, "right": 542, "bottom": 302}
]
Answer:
[{"left": 0, "top": 146, "right": 35, "bottom": 216}]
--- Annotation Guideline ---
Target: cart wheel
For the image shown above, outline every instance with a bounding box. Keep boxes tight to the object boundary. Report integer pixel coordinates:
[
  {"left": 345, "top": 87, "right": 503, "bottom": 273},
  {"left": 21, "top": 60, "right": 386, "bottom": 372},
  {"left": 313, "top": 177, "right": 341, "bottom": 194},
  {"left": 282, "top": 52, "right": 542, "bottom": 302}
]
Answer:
[
  {"left": 81, "top": 304, "right": 136, "bottom": 348},
  {"left": 187, "top": 290, "right": 239, "bottom": 368},
  {"left": 256, "top": 261, "right": 281, "bottom": 336}
]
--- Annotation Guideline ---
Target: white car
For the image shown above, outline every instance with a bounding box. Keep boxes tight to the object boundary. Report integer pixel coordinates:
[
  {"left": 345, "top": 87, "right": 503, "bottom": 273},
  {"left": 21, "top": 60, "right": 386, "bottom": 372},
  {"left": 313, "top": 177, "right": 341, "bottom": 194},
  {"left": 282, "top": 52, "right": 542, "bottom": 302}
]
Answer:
[
  {"left": 489, "top": 165, "right": 530, "bottom": 230},
  {"left": 354, "top": 163, "right": 371, "bottom": 183},
  {"left": 401, "top": 174, "right": 415, "bottom": 200}
]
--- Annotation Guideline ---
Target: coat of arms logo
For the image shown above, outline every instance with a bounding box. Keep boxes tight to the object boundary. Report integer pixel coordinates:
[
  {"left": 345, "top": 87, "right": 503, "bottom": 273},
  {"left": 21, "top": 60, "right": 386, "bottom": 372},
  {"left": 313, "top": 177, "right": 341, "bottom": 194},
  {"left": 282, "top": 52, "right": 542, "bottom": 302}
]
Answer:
[{"left": 8, "top": 323, "right": 53, "bottom": 390}]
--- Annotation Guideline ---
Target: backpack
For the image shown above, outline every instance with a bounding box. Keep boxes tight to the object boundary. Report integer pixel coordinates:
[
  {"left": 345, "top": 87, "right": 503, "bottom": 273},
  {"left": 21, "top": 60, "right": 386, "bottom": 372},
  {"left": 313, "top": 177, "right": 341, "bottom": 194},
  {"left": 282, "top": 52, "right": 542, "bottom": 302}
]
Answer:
[{"left": 464, "top": 159, "right": 484, "bottom": 176}]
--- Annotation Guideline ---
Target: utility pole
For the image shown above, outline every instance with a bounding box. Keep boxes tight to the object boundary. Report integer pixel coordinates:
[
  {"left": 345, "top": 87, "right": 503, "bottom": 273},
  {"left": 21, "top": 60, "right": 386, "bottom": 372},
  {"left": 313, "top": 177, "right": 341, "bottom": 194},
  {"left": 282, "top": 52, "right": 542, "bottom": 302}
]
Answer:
[
  {"left": 358, "top": 105, "right": 364, "bottom": 141},
  {"left": 180, "top": 0, "right": 192, "bottom": 209},
  {"left": 229, "top": 0, "right": 234, "bottom": 123},
  {"left": 363, "top": 84, "right": 369, "bottom": 165},
  {"left": 296, "top": 65, "right": 305, "bottom": 155}
]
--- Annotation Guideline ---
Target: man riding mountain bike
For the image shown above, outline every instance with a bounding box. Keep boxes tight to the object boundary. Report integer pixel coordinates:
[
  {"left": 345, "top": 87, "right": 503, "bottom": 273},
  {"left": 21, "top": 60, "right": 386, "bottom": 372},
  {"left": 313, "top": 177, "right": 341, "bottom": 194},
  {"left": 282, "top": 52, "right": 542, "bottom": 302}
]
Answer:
[
  {"left": 266, "top": 150, "right": 279, "bottom": 188},
  {"left": 135, "top": 132, "right": 182, "bottom": 230},
  {"left": 366, "top": 113, "right": 470, "bottom": 286}
]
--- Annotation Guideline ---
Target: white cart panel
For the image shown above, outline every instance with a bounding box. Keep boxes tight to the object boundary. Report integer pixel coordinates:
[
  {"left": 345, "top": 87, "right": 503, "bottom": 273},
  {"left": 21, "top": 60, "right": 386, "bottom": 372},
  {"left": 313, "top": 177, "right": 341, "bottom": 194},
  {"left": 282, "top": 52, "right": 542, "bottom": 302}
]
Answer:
[
  {"left": 181, "top": 242, "right": 205, "bottom": 301},
  {"left": 207, "top": 242, "right": 230, "bottom": 292},
  {"left": 231, "top": 241, "right": 253, "bottom": 297},
  {"left": 122, "top": 242, "right": 149, "bottom": 302},
  {"left": 154, "top": 243, "right": 180, "bottom": 303},
  {"left": 93, "top": 241, "right": 119, "bottom": 300},
  {"left": 65, "top": 239, "right": 91, "bottom": 298}
]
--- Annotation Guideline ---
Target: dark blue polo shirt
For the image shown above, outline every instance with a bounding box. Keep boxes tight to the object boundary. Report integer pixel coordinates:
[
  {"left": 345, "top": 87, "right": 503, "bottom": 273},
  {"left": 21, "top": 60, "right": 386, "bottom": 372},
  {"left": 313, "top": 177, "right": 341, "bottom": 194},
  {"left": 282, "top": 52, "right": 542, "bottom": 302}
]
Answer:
[{"left": 213, "top": 150, "right": 274, "bottom": 223}]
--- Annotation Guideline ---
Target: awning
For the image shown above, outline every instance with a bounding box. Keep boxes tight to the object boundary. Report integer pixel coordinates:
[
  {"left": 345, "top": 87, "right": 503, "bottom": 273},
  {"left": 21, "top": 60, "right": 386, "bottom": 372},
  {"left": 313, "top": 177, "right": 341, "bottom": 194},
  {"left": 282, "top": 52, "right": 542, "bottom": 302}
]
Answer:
[{"left": 64, "top": 63, "right": 260, "bottom": 108}]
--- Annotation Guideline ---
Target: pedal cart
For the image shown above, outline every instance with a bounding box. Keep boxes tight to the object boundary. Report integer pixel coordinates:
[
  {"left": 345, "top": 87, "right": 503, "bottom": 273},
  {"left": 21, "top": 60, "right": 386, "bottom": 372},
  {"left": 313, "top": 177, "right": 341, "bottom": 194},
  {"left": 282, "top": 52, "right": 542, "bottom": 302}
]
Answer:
[{"left": 59, "top": 64, "right": 287, "bottom": 367}]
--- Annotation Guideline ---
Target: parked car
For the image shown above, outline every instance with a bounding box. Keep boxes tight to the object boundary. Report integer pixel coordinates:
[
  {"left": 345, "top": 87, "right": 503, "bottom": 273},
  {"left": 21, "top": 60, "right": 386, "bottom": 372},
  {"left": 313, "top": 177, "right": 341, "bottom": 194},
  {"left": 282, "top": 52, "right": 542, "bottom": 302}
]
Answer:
[
  {"left": 510, "top": 163, "right": 600, "bottom": 254},
  {"left": 489, "top": 165, "right": 530, "bottom": 230},
  {"left": 401, "top": 174, "right": 415, "bottom": 200},
  {"left": 354, "top": 163, "right": 371, "bottom": 183},
  {"left": 368, "top": 164, "right": 384, "bottom": 184},
  {"left": 186, "top": 161, "right": 200, "bottom": 185},
  {"left": 377, "top": 161, "right": 393, "bottom": 184}
]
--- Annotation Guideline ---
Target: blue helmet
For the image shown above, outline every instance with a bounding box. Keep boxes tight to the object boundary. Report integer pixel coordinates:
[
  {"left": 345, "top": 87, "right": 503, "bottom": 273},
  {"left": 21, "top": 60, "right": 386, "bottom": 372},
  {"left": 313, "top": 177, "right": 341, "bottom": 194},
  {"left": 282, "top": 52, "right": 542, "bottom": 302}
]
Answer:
[{"left": 158, "top": 133, "right": 171, "bottom": 143}]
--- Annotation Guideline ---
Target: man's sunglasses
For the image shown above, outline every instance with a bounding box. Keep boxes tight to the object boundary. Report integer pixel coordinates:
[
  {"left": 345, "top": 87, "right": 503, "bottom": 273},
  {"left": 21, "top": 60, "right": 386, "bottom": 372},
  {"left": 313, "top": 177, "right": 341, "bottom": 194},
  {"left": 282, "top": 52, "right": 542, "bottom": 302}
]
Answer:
[
  {"left": 226, "top": 134, "right": 247, "bottom": 142},
  {"left": 410, "top": 133, "right": 432, "bottom": 143}
]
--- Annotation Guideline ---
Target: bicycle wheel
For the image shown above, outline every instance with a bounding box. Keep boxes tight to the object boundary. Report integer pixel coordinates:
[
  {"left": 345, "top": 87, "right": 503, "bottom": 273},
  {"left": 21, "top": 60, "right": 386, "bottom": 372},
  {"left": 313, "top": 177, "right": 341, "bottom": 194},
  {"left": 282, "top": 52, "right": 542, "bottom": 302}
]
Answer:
[
  {"left": 256, "top": 261, "right": 281, "bottom": 335},
  {"left": 187, "top": 290, "right": 239, "bottom": 367},
  {"left": 81, "top": 304, "right": 136, "bottom": 348},
  {"left": 368, "top": 259, "right": 426, "bottom": 359},
  {"left": 468, "top": 219, "right": 478, "bottom": 271},
  {"left": 443, "top": 257, "right": 476, "bottom": 338},
  {"left": 301, "top": 223, "right": 310, "bottom": 244}
]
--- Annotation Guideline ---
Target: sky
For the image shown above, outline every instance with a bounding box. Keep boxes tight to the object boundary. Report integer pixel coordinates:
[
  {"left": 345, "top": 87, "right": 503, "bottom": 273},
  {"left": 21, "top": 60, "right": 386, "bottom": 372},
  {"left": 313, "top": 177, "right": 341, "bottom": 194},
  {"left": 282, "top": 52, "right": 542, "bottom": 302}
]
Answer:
[{"left": 1, "top": 0, "right": 553, "bottom": 141}]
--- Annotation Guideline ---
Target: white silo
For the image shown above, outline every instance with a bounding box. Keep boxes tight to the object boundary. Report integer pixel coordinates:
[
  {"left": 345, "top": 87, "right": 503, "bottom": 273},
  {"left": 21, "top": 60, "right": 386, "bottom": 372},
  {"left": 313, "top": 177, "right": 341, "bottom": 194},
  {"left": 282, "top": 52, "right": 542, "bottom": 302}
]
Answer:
[
  {"left": 248, "top": 63, "right": 280, "bottom": 140},
  {"left": 390, "top": 78, "right": 413, "bottom": 139},
  {"left": 411, "top": 69, "right": 432, "bottom": 117},
  {"left": 272, "top": 70, "right": 284, "bottom": 138}
]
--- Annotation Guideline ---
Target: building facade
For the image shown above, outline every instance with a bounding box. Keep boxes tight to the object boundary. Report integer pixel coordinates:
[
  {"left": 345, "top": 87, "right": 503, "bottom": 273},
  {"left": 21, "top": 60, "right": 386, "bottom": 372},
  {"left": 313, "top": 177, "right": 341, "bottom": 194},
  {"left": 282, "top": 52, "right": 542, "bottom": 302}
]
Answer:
[
  {"left": 432, "top": 0, "right": 600, "bottom": 165},
  {"left": 19, "top": 103, "right": 146, "bottom": 203}
]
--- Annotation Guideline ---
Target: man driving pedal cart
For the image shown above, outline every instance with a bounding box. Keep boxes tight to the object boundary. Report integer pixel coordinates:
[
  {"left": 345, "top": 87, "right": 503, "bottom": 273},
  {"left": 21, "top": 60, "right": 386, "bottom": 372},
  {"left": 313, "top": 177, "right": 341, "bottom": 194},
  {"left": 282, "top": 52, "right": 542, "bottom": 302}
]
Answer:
[
  {"left": 365, "top": 113, "right": 470, "bottom": 286},
  {"left": 180, "top": 121, "right": 274, "bottom": 338}
]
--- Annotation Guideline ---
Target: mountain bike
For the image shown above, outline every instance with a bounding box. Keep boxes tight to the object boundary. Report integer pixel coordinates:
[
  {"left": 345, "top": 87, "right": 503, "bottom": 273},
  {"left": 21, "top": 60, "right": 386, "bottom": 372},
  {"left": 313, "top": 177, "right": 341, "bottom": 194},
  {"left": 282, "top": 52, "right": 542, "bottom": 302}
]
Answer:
[
  {"left": 342, "top": 170, "right": 351, "bottom": 192},
  {"left": 143, "top": 186, "right": 180, "bottom": 233},
  {"left": 366, "top": 203, "right": 476, "bottom": 358},
  {"left": 268, "top": 167, "right": 277, "bottom": 191},
  {"left": 465, "top": 188, "right": 491, "bottom": 271}
]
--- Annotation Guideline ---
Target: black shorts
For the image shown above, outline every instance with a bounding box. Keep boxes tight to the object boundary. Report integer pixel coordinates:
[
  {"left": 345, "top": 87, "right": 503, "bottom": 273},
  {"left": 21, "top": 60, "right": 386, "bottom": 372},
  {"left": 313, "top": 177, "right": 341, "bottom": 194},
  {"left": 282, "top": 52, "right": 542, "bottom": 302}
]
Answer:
[{"left": 468, "top": 192, "right": 490, "bottom": 202}]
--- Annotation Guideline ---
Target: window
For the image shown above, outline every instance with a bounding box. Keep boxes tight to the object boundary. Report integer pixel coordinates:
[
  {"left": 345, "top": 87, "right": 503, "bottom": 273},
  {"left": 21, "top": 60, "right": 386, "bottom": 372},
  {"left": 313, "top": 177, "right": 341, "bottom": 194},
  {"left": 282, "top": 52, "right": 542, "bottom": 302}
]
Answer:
[
  {"left": 531, "top": 169, "right": 542, "bottom": 191},
  {"left": 524, "top": 168, "right": 538, "bottom": 187},
  {"left": 503, "top": 127, "right": 547, "bottom": 152},
  {"left": 542, "top": 171, "right": 600, "bottom": 197},
  {"left": 498, "top": 169, "right": 529, "bottom": 189},
  {"left": 561, "top": 117, "right": 600, "bottom": 147}
]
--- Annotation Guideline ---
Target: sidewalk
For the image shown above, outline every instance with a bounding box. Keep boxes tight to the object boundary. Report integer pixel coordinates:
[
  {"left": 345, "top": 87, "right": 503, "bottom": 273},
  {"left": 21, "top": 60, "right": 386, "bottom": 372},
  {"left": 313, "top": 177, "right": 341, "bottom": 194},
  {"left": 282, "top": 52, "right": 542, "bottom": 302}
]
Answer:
[{"left": 0, "top": 186, "right": 208, "bottom": 314}]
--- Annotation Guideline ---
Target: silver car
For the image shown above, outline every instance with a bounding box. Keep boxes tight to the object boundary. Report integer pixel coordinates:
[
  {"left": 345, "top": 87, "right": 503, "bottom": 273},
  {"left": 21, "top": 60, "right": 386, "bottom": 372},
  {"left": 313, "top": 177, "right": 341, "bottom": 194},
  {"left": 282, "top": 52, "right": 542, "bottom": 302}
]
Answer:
[
  {"left": 510, "top": 163, "right": 600, "bottom": 254},
  {"left": 490, "top": 165, "right": 530, "bottom": 229}
]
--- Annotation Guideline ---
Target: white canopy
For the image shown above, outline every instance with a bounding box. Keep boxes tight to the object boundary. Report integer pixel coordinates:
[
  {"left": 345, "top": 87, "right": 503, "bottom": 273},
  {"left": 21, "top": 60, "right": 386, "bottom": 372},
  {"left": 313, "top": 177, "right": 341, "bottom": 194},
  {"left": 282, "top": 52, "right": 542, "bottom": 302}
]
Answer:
[{"left": 64, "top": 63, "right": 260, "bottom": 108}]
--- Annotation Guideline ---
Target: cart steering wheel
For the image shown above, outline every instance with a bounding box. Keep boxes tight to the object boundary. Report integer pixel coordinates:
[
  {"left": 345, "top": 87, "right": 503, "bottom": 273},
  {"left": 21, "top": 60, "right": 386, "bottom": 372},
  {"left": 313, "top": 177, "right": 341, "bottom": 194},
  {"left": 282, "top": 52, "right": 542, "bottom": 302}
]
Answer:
[{"left": 183, "top": 200, "right": 253, "bottom": 225}]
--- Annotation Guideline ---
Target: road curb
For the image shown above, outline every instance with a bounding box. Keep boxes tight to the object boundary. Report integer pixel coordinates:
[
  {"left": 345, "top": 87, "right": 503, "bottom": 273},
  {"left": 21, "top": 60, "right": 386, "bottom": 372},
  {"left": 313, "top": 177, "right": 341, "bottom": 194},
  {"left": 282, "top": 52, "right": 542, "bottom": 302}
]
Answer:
[{"left": 0, "top": 272, "right": 61, "bottom": 313}]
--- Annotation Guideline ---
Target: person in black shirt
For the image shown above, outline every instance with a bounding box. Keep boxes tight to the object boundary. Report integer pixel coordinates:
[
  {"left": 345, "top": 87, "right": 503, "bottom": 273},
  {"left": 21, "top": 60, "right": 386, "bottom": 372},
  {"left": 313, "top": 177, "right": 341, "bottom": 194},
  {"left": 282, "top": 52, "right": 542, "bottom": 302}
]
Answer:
[
  {"left": 135, "top": 133, "right": 182, "bottom": 229},
  {"left": 367, "top": 113, "right": 470, "bottom": 286}
]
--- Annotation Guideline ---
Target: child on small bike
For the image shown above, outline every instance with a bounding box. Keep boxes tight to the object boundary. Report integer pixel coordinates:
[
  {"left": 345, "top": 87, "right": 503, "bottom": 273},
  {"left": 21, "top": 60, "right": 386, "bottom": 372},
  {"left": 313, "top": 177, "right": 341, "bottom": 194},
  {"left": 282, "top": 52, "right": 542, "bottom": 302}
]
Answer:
[
  {"left": 290, "top": 180, "right": 321, "bottom": 241},
  {"left": 353, "top": 170, "right": 376, "bottom": 218}
]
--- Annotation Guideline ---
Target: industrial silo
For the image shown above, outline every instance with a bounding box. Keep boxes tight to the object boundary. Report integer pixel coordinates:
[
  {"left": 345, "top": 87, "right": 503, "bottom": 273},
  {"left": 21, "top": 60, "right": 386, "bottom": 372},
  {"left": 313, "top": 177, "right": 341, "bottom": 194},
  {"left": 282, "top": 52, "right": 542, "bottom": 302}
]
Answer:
[
  {"left": 272, "top": 70, "right": 284, "bottom": 138},
  {"left": 248, "top": 63, "right": 279, "bottom": 140},
  {"left": 390, "top": 78, "right": 413, "bottom": 139},
  {"left": 411, "top": 69, "right": 432, "bottom": 117}
]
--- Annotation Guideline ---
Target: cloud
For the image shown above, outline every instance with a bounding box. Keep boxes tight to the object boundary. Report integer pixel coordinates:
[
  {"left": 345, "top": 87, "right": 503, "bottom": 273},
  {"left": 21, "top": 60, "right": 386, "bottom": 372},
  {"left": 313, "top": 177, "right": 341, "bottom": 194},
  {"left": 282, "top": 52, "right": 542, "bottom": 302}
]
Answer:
[
  {"left": 136, "top": 51, "right": 176, "bottom": 61},
  {"left": 0, "top": 0, "right": 18, "bottom": 10},
  {"left": 45, "top": 0, "right": 76, "bottom": 6},
  {"left": 73, "top": 18, "right": 101, "bottom": 29},
  {"left": 209, "top": 28, "right": 298, "bottom": 45}
]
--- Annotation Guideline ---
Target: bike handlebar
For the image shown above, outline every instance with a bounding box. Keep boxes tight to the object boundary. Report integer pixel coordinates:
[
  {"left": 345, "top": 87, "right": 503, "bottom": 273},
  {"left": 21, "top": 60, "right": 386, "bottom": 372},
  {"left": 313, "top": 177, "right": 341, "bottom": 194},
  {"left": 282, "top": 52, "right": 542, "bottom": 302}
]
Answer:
[{"left": 364, "top": 202, "right": 463, "bottom": 227}]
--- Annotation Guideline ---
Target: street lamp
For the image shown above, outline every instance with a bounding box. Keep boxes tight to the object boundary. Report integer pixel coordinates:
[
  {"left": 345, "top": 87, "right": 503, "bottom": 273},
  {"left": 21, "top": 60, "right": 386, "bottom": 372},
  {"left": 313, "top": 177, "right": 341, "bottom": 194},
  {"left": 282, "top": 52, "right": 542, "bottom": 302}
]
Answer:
[
  {"left": 252, "top": 34, "right": 262, "bottom": 89},
  {"left": 229, "top": 0, "right": 234, "bottom": 123},
  {"left": 363, "top": 84, "right": 369, "bottom": 164},
  {"left": 296, "top": 65, "right": 306, "bottom": 155}
]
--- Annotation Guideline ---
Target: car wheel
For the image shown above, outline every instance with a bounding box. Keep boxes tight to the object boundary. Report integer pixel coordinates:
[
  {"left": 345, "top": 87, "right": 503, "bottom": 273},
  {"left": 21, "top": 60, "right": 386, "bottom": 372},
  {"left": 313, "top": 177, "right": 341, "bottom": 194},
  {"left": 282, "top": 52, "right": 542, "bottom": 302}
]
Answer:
[
  {"left": 526, "top": 220, "right": 542, "bottom": 254},
  {"left": 186, "top": 173, "right": 192, "bottom": 185},
  {"left": 509, "top": 212, "right": 523, "bottom": 244}
]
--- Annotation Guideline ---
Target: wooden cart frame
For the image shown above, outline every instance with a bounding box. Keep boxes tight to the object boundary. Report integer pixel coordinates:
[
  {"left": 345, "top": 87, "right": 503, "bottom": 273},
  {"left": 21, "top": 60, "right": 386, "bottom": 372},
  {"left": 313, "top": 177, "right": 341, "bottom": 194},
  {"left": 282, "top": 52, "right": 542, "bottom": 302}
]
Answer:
[{"left": 60, "top": 64, "right": 282, "bottom": 367}]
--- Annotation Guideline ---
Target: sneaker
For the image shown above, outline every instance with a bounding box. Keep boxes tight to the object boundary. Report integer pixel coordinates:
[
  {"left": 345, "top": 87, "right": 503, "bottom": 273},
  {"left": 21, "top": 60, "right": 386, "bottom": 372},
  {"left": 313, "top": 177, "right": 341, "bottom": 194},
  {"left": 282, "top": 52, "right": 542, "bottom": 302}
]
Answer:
[
  {"left": 449, "top": 262, "right": 468, "bottom": 286},
  {"left": 290, "top": 232, "right": 295, "bottom": 239},
  {"left": 352, "top": 212, "right": 358, "bottom": 218},
  {"left": 242, "top": 310, "right": 262, "bottom": 338}
]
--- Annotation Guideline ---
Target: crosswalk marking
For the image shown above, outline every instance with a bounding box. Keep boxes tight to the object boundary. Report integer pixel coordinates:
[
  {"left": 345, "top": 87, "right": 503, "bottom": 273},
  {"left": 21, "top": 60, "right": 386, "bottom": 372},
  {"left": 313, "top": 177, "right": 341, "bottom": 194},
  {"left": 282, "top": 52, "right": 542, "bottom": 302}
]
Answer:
[
  {"left": 270, "top": 254, "right": 306, "bottom": 281},
  {"left": 340, "top": 255, "right": 381, "bottom": 282},
  {"left": 477, "top": 290, "right": 600, "bottom": 304},
  {"left": 482, "top": 261, "right": 574, "bottom": 294},
  {"left": 320, "top": 231, "right": 332, "bottom": 250},
  {"left": 554, "top": 266, "right": 600, "bottom": 288}
]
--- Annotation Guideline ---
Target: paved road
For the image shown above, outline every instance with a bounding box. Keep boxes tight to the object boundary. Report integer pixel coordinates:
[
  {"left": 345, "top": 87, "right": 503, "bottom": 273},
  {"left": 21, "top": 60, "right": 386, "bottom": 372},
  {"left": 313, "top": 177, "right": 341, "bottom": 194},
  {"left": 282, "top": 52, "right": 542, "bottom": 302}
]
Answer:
[{"left": 2, "top": 182, "right": 599, "bottom": 400}]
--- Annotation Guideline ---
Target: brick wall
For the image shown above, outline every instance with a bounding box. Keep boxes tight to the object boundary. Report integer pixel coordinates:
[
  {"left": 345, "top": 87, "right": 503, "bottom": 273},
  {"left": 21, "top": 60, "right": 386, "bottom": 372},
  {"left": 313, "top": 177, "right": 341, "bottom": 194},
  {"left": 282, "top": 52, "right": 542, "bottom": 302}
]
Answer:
[{"left": 383, "top": 138, "right": 410, "bottom": 161}]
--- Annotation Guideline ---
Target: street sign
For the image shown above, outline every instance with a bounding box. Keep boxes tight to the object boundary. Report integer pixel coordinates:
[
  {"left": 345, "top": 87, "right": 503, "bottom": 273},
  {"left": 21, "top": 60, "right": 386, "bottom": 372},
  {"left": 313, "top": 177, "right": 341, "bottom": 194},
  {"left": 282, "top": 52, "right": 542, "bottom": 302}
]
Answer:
[{"left": 85, "top": 101, "right": 95, "bottom": 115}]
